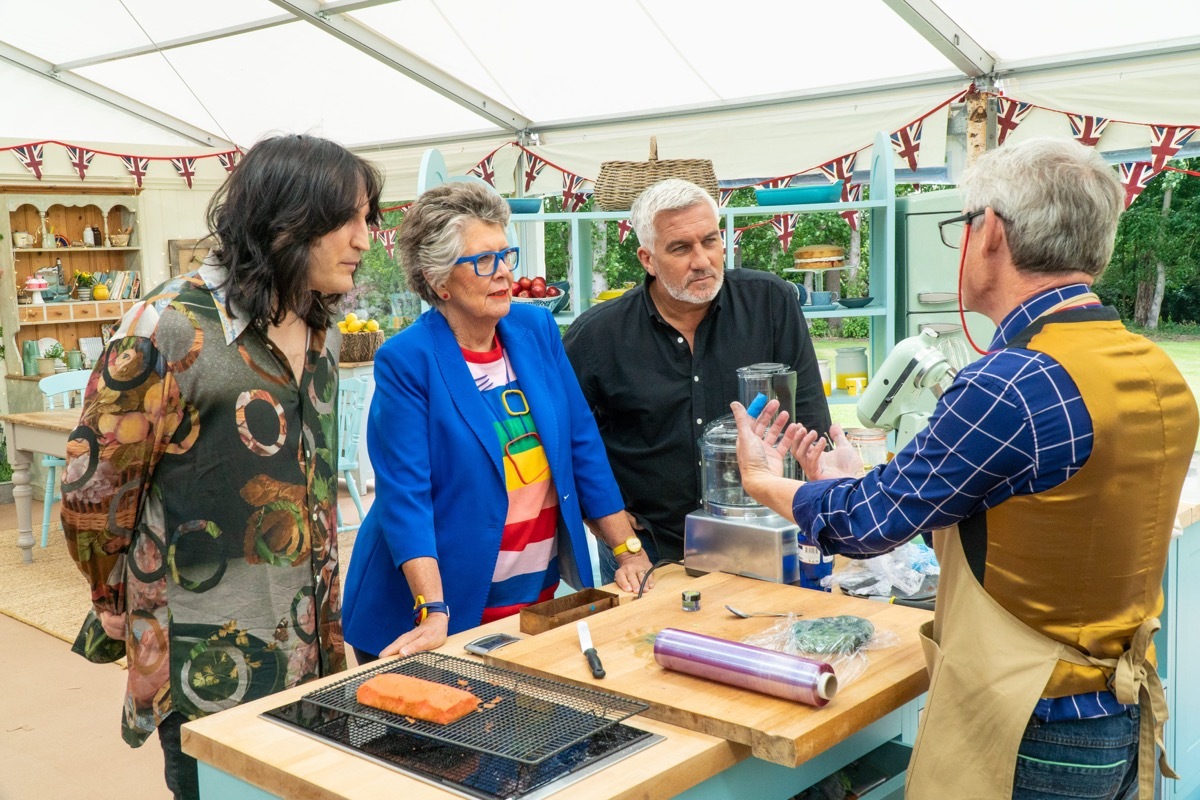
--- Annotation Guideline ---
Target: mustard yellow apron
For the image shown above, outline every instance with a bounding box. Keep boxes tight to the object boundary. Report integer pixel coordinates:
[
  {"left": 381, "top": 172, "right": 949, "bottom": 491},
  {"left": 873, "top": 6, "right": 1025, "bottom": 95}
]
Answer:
[{"left": 904, "top": 523, "right": 1174, "bottom": 799}]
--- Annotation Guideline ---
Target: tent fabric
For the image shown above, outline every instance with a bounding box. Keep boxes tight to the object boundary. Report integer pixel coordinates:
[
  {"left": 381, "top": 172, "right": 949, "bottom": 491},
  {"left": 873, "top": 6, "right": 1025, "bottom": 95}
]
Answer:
[{"left": 2, "top": 1, "right": 1199, "bottom": 197}]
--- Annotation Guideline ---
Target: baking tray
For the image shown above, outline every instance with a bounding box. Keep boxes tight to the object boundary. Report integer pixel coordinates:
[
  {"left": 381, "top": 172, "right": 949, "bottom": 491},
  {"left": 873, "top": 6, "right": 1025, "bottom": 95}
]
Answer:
[{"left": 299, "top": 652, "right": 647, "bottom": 764}]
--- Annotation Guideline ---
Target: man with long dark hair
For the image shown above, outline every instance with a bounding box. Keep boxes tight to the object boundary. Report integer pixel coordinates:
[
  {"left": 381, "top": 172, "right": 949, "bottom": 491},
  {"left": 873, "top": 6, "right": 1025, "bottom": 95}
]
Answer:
[{"left": 62, "top": 134, "right": 382, "bottom": 800}]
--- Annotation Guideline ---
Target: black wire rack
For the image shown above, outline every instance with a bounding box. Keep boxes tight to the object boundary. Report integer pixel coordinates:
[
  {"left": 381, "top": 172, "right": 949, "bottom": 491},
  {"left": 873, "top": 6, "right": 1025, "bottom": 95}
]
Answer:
[{"left": 299, "top": 652, "right": 647, "bottom": 765}]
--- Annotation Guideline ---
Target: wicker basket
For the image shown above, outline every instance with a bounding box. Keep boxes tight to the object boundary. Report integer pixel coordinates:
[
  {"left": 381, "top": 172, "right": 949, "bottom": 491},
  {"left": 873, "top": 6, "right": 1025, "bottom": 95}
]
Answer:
[
  {"left": 594, "top": 137, "right": 718, "bottom": 211},
  {"left": 340, "top": 330, "right": 384, "bottom": 363}
]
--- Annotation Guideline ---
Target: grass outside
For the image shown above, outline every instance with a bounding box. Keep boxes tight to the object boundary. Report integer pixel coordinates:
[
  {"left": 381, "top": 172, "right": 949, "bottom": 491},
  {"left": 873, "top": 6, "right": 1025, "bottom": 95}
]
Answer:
[{"left": 813, "top": 334, "right": 1200, "bottom": 438}]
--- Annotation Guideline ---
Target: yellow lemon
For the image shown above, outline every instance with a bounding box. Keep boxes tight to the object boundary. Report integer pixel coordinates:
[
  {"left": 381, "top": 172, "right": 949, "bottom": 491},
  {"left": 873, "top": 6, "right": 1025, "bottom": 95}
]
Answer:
[
  {"left": 337, "top": 321, "right": 349, "bottom": 333},
  {"left": 347, "top": 319, "right": 365, "bottom": 333},
  {"left": 365, "top": 319, "right": 380, "bottom": 332},
  {"left": 344, "top": 312, "right": 358, "bottom": 325},
  {"left": 92, "top": 284, "right": 110, "bottom": 300}
]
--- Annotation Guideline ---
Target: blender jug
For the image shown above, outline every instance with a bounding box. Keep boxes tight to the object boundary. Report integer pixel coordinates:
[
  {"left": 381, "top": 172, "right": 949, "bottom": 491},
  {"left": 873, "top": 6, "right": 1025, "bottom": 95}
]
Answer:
[{"left": 736, "top": 363, "right": 797, "bottom": 477}]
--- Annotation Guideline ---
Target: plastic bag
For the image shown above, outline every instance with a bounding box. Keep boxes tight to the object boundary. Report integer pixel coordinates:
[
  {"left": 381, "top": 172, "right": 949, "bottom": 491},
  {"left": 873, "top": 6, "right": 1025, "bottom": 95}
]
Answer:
[
  {"left": 829, "top": 541, "right": 939, "bottom": 599},
  {"left": 742, "top": 614, "right": 899, "bottom": 687}
]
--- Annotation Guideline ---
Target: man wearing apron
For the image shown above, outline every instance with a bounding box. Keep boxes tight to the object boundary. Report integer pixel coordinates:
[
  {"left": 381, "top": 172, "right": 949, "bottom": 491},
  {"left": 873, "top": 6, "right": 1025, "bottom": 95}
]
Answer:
[{"left": 731, "top": 136, "right": 1198, "bottom": 799}]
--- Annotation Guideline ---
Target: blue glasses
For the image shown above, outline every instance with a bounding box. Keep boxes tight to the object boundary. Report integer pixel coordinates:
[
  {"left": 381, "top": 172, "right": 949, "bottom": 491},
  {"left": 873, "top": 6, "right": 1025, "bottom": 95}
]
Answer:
[{"left": 455, "top": 246, "right": 520, "bottom": 277}]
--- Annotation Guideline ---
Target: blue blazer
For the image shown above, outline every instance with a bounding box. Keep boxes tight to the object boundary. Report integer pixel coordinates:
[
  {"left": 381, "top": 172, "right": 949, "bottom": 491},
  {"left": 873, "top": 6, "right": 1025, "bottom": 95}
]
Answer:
[{"left": 342, "top": 304, "right": 625, "bottom": 656}]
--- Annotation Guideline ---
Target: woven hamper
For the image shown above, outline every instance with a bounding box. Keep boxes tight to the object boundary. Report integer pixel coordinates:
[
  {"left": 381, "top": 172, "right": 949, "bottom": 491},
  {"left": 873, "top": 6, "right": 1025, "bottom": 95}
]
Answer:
[
  {"left": 340, "top": 330, "right": 384, "bottom": 364},
  {"left": 594, "top": 137, "right": 718, "bottom": 211}
]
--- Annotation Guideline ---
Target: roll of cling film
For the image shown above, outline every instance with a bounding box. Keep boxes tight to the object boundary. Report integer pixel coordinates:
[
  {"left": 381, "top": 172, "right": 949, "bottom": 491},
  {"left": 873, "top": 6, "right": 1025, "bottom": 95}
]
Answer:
[{"left": 682, "top": 590, "right": 701, "bottom": 612}]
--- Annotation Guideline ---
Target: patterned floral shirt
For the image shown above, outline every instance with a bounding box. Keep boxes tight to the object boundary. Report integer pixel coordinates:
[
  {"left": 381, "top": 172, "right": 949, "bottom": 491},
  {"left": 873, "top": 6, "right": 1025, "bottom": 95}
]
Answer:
[{"left": 62, "top": 262, "right": 346, "bottom": 747}]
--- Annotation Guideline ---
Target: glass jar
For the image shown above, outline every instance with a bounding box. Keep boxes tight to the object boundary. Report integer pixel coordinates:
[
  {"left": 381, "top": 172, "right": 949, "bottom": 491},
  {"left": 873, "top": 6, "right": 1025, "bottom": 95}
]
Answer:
[
  {"left": 835, "top": 346, "right": 868, "bottom": 390},
  {"left": 699, "top": 417, "right": 760, "bottom": 515},
  {"left": 845, "top": 428, "right": 889, "bottom": 471}
]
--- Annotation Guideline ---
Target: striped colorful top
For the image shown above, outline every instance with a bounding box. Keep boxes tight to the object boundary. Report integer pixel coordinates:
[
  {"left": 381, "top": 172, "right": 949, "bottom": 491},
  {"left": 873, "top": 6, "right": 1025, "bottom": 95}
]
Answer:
[{"left": 462, "top": 337, "right": 560, "bottom": 622}]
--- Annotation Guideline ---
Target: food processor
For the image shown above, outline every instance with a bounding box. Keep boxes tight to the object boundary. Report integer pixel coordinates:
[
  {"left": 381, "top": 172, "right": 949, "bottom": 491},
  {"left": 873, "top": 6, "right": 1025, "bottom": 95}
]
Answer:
[{"left": 684, "top": 363, "right": 830, "bottom": 588}]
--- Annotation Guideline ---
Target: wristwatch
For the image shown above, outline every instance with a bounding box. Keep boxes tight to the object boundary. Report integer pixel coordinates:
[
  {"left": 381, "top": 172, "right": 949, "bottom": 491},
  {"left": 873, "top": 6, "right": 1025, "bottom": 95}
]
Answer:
[
  {"left": 412, "top": 594, "right": 450, "bottom": 626},
  {"left": 612, "top": 536, "right": 643, "bottom": 558}
]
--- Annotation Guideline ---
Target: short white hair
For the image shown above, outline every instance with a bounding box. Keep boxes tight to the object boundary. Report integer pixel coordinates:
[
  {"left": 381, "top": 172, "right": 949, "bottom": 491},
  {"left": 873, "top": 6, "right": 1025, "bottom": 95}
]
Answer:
[
  {"left": 629, "top": 179, "right": 719, "bottom": 251},
  {"left": 959, "top": 137, "right": 1123, "bottom": 278}
]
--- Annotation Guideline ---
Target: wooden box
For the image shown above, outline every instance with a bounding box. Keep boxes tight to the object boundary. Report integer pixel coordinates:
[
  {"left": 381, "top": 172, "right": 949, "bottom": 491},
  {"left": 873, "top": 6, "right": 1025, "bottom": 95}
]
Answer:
[{"left": 519, "top": 588, "right": 619, "bottom": 635}]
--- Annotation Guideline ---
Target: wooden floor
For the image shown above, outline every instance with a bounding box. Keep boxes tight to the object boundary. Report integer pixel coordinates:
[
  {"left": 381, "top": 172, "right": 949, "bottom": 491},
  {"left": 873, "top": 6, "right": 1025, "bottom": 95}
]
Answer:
[{"left": 0, "top": 487, "right": 373, "bottom": 800}]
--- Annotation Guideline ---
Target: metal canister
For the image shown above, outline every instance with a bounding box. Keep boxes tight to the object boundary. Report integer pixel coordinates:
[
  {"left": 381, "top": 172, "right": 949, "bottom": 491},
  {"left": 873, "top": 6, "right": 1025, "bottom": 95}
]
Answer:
[{"left": 682, "top": 590, "right": 701, "bottom": 612}]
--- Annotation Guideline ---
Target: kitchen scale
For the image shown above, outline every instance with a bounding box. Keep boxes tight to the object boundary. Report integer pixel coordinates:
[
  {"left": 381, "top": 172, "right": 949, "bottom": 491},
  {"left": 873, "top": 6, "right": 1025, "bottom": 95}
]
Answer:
[{"left": 262, "top": 652, "right": 661, "bottom": 800}]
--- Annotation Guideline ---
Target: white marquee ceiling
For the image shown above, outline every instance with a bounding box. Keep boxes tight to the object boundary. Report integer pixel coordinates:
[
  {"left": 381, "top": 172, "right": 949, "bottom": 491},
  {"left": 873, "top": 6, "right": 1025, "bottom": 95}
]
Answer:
[{"left": 2, "top": 0, "right": 1199, "bottom": 194}]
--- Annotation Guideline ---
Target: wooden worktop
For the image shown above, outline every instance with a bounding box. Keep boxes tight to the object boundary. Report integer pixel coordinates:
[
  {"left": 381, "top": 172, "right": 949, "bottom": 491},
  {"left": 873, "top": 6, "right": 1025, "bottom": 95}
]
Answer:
[
  {"left": 181, "top": 567, "right": 930, "bottom": 799},
  {"left": 487, "top": 570, "right": 931, "bottom": 767}
]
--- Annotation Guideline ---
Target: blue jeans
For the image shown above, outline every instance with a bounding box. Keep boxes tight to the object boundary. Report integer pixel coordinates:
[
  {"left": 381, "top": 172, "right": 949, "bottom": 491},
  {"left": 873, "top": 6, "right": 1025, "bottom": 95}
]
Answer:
[{"left": 1012, "top": 707, "right": 1140, "bottom": 799}]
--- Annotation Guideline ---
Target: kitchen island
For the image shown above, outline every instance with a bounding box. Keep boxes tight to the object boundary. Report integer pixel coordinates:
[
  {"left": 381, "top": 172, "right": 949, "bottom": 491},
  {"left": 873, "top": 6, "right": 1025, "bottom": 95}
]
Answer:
[{"left": 183, "top": 566, "right": 932, "bottom": 800}]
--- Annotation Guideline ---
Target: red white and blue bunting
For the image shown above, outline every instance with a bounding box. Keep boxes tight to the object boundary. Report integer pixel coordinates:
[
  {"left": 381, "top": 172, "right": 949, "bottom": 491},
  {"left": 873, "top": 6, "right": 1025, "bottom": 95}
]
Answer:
[{"left": 65, "top": 146, "right": 94, "bottom": 180}]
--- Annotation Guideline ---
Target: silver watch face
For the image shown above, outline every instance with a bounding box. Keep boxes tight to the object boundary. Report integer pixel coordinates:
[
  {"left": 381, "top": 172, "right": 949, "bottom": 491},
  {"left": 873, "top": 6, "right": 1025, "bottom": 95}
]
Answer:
[{"left": 626, "top": 537, "right": 642, "bottom": 553}]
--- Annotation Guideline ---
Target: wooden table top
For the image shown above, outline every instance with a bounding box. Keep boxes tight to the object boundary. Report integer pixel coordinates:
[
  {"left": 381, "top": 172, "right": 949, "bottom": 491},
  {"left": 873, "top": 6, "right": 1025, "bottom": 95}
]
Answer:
[{"left": 0, "top": 408, "right": 81, "bottom": 433}]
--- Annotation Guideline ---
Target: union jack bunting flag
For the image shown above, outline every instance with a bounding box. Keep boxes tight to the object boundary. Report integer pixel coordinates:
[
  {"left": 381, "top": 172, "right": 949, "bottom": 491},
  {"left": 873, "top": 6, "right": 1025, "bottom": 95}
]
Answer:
[
  {"left": 171, "top": 157, "right": 197, "bottom": 188},
  {"left": 995, "top": 98, "right": 1033, "bottom": 146},
  {"left": 818, "top": 153, "right": 857, "bottom": 187},
  {"left": 217, "top": 151, "right": 239, "bottom": 173},
  {"left": 718, "top": 188, "right": 737, "bottom": 207},
  {"left": 617, "top": 218, "right": 635, "bottom": 244},
  {"left": 890, "top": 119, "right": 924, "bottom": 172},
  {"left": 468, "top": 154, "right": 496, "bottom": 187},
  {"left": 1067, "top": 114, "right": 1109, "bottom": 147},
  {"left": 1149, "top": 125, "right": 1197, "bottom": 173},
  {"left": 760, "top": 176, "right": 790, "bottom": 190},
  {"left": 562, "top": 172, "right": 590, "bottom": 213},
  {"left": 720, "top": 226, "right": 743, "bottom": 251},
  {"left": 841, "top": 183, "right": 863, "bottom": 231},
  {"left": 522, "top": 153, "right": 547, "bottom": 192},
  {"left": 12, "top": 144, "right": 44, "bottom": 179},
  {"left": 1117, "top": 162, "right": 1160, "bottom": 209},
  {"left": 121, "top": 156, "right": 150, "bottom": 187},
  {"left": 771, "top": 214, "right": 795, "bottom": 251},
  {"left": 65, "top": 146, "right": 94, "bottom": 180},
  {"left": 374, "top": 228, "right": 398, "bottom": 260}
]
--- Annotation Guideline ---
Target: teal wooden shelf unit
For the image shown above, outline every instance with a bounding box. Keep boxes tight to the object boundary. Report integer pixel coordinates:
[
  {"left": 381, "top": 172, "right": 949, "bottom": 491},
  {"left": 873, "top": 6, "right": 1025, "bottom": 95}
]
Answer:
[{"left": 508, "top": 131, "right": 897, "bottom": 405}]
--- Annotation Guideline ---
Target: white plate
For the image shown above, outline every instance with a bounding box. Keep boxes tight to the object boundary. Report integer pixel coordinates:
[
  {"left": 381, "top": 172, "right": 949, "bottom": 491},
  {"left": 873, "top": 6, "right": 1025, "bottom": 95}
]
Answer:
[{"left": 38, "top": 337, "right": 61, "bottom": 357}]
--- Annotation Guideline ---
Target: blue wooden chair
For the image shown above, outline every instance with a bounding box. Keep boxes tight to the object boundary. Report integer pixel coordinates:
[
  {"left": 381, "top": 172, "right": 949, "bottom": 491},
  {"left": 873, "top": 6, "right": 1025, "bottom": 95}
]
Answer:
[
  {"left": 38, "top": 370, "right": 90, "bottom": 547},
  {"left": 337, "top": 377, "right": 369, "bottom": 533}
]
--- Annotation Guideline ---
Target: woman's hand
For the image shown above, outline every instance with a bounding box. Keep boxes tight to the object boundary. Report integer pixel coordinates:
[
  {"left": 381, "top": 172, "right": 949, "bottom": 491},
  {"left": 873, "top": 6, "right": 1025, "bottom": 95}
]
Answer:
[
  {"left": 98, "top": 610, "right": 126, "bottom": 640},
  {"left": 792, "top": 423, "right": 862, "bottom": 480},
  {"left": 380, "top": 613, "right": 449, "bottom": 658},
  {"left": 613, "top": 551, "right": 654, "bottom": 594}
]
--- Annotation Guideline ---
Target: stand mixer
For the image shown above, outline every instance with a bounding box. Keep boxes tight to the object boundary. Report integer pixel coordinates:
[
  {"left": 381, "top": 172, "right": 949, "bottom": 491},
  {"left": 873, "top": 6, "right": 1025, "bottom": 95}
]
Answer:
[{"left": 855, "top": 327, "right": 959, "bottom": 451}]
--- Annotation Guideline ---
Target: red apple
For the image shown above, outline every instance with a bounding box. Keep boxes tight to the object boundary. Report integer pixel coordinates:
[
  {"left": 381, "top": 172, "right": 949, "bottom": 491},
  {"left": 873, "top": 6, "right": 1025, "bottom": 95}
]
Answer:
[
  {"left": 511, "top": 285, "right": 522, "bottom": 296},
  {"left": 531, "top": 275, "right": 546, "bottom": 287},
  {"left": 517, "top": 277, "right": 533, "bottom": 291},
  {"left": 530, "top": 283, "right": 547, "bottom": 298},
  {"left": 518, "top": 290, "right": 531, "bottom": 298},
  {"left": 546, "top": 286, "right": 561, "bottom": 297}
]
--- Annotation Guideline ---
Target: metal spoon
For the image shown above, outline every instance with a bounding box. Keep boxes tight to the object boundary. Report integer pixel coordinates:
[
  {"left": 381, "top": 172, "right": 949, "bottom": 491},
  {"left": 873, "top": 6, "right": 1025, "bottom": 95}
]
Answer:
[{"left": 724, "top": 604, "right": 794, "bottom": 619}]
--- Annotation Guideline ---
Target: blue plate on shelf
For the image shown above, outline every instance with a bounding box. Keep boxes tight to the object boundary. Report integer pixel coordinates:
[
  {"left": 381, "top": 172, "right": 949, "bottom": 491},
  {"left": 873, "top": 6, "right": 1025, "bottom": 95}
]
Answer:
[
  {"left": 755, "top": 181, "right": 843, "bottom": 207},
  {"left": 838, "top": 296, "right": 874, "bottom": 309},
  {"left": 804, "top": 303, "right": 839, "bottom": 312},
  {"left": 506, "top": 198, "right": 543, "bottom": 214}
]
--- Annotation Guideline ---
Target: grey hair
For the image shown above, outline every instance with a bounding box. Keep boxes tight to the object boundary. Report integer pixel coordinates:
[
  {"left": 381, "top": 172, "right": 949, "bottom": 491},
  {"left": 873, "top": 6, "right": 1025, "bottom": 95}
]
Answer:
[
  {"left": 629, "top": 178, "right": 719, "bottom": 251},
  {"left": 959, "top": 137, "right": 1123, "bottom": 278},
  {"left": 398, "top": 181, "right": 510, "bottom": 306}
]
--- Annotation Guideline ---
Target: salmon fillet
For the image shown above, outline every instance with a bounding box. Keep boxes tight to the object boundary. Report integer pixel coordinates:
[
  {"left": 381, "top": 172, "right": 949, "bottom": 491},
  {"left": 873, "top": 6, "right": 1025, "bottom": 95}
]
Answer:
[{"left": 356, "top": 673, "right": 480, "bottom": 725}]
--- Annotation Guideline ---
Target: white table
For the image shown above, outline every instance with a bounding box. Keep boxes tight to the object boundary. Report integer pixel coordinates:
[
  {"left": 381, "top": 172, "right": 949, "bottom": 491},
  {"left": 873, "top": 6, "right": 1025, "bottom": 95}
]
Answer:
[{"left": 1, "top": 409, "right": 78, "bottom": 563}]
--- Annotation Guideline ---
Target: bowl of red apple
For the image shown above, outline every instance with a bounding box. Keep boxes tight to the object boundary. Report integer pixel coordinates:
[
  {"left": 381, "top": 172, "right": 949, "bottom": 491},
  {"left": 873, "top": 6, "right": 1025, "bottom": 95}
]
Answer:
[{"left": 510, "top": 277, "right": 570, "bottom": 313}]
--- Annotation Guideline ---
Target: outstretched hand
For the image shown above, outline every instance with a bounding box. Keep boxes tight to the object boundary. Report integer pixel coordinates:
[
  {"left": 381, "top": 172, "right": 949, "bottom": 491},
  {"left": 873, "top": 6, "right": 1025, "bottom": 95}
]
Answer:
[
  {"left": 731, "top": 399, "right": 800, "bottom": 484},
  {"left": 791, "top": 423, "right": 863, "bottom": 480}
]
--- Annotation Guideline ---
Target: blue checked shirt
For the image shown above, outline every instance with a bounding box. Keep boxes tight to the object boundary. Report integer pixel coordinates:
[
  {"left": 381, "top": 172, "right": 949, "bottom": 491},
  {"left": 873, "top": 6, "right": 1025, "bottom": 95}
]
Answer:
[{"left": 793, "top": 284, "right": 1127, "bottom": 721}]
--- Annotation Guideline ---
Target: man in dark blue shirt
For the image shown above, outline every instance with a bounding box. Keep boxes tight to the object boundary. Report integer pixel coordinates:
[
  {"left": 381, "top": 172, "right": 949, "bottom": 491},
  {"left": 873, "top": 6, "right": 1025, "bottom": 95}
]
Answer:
[{"left": 564, "top": 178, "right": 830, "bottom": 581}]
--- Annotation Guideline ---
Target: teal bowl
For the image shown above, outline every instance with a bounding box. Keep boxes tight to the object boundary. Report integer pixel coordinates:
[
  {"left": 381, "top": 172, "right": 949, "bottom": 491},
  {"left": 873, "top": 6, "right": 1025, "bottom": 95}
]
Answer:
[
  {"left": 506, "top": 198, "right": 543, "bottom": 214},
  {"left": 755, "top": 181, "right": 843, "bottom": 207}
]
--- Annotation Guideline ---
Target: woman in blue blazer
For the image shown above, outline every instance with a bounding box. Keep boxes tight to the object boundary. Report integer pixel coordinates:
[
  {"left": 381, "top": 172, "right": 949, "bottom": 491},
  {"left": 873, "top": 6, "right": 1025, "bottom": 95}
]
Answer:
[{"left": 342, "top": 182, "right": 652, "bottom": 662}]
